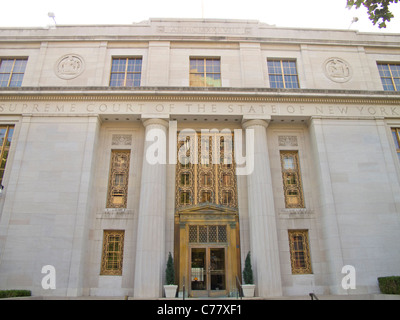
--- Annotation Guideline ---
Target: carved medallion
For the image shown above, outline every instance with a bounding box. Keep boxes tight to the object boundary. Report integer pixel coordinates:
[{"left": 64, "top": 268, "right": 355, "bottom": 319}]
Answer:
[
  {"left": 55, "top": 54, "right": 85, "bottom": 79},
  {"left": 324, "top": 58, "right": 352, "bottom": 83}
]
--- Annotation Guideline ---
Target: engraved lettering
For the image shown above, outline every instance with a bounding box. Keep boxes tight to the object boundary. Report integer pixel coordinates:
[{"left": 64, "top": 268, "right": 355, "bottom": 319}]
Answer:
[{"left": 316, "top": 106, "right": 324, "bottom": 114}]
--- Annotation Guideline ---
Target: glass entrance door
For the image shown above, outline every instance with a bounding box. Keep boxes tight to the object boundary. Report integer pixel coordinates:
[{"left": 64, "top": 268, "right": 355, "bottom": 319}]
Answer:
[{"left": 190, "top": 247, "right": 226, "bottom": 297}]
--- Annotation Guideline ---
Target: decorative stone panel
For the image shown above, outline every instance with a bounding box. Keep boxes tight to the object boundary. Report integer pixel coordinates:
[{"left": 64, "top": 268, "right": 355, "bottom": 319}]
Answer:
[{"left": 55, "top": 54, "right": 85, "bottom": 80}]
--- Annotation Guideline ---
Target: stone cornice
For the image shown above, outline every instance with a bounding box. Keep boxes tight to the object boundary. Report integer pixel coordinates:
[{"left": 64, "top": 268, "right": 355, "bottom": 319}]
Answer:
[
  {"left": 0, "top": 87, "right": 399, "bottom": 105},
  {"left": 1, "top": 20, "right": 399, "bottom": 48}
]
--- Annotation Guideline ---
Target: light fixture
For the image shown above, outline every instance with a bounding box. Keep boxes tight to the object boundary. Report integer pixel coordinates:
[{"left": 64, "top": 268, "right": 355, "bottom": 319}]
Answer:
[{"left": 48, "top": 12, "right": 57, "bottom": 25}]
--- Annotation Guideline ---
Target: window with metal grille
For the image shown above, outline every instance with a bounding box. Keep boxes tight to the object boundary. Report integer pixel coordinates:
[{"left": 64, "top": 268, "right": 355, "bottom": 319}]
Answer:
[
  {"left": 0, "top": 125, "right": 14, "bottom": 185},
  {"left": 391, "top": 128, "right": 400, "bottom": 162},
  {"left": 288, "top": 230, "right": 312, "bottom": 274},
  {"left": 106, "top": 150, "right": 130, "bottom": 208},
  {"left": 189, "top": 225, "right": 227, "bottom": 243},
  {"left": 101, "top": 230, "right": 125, "bottom": 275},
  {"left": 280, "top": 150, "right": 305, "bottom": 208}
]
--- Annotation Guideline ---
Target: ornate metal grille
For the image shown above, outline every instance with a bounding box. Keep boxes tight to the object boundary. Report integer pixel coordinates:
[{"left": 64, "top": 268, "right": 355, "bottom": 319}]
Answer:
[
  {"left": 101, "top": 230, "right": 125, "bottom": 275},
  {"left": 0, "top": 125, "right": 14, "bottom": 185},
  {"left": 188, "top": 225, "right": 227, "bottom": 243},
  {"left": 107, "top": 150, "right": 131, "bottom": 208},
  {"left": 175, "top": 132, "right": 237, "bottom": 209},
  {"left": 280, "top": 150, "right": 305, "bottom": 208},
  {"left": 288, "top": 230, "right": 312, "bottom": 274}
]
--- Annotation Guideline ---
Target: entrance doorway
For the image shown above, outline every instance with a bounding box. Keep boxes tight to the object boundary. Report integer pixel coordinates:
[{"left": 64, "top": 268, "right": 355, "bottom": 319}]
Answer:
[
  {"left": 175, "top": 204, "right": 240, "bottom": 298},
  {"left": 190, "top": 247, "right": 226, "bottom": 297}
]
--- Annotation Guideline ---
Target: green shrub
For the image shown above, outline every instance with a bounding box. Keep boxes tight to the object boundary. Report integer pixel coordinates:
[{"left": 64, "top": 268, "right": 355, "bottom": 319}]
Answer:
[
  {"left": 0, "top": 290, "right": 31, "bottom": 299},
  {"left": 378, "top": 276, "right": 400, "bottom": 295},
  {"left": 165, "top": 252, "right": 175, "bottom": 285},
  {"left": 243, "top": 252, "right": 254, "bottom": 285}
]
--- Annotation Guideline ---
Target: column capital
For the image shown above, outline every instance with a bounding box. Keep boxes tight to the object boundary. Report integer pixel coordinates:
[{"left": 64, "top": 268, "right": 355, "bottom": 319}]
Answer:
[
  {"left": 141, "top": 117, "right": 169, "bottom": 129},
  {"left": 241, "top": 116, "right": 270, "bottom": 130}
]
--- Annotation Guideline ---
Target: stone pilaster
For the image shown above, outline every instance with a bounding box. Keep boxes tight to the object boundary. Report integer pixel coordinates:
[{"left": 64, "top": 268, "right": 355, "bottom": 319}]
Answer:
[
  {"left": 242, "top": 118, "right": 282, "bottom": 297},
  {"left": 134, "top": 118, "right": 169, "bottom": 298}
]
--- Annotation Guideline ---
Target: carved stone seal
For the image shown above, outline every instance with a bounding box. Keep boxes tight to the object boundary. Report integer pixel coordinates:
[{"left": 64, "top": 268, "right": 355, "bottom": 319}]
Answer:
[
  {"left": 324, "top": 58, "right": 352, "bottom": 83},
  {"left": 55, "top": 54, "right": 85, "bottom": 79}
]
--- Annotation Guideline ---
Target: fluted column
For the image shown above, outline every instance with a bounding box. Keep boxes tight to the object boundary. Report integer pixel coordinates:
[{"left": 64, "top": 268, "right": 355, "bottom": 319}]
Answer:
[
  {"left": 134, "top": 118, "right": 169, "bottom": 298},
  {"left": 242, "top": 118, "right": 282, "bottom": 297}
]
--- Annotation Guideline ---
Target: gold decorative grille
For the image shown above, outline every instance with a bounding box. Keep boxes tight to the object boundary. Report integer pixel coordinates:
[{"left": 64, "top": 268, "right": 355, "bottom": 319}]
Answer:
[
  {"left": 101, "top": 230, "right": 125, "bottom": 275},
  {"left": 280, "top": 150, "right": 305, "bottom": 208},
  {"left": 0, "top": 125, "right": 14, "bottom": 185},
  {"left": 288, "top": 230, "right": 312, "bottom": 274},
  {"left": 391, "top": 128, "right": 400, "bottom": 162},
  {"left": 175, "top": 132, "right": 237, "bottom": 209},
  {"left": 188, "top": 225, "right": 227, "bottom": 243},
  {"left": 107, "top": 150, "right": 130, "bottom": 208}
]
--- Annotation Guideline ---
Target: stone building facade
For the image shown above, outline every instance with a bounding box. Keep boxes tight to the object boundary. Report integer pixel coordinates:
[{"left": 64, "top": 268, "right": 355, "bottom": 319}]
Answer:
[{"left": 0, "top": 19, "right": 399, "bottom": 298}]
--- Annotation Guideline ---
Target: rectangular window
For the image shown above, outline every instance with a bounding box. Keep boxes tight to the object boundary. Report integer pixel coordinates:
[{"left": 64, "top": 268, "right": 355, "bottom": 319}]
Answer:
[
  {"left": 107, "top": 150, "right": 130, "bottom": 208},
  {"left": 0, "top": 125, "right": 14, "bottom": 185},
  {"left": 391, "top": 128, "right": 400, "bottom": 162},
  {"left": 280, "top": 150, "right": 305, "bottom": 208},
  {"left": 190, "top": 58, "right": 221, "bottom": 87},
  {"left": 0, "top": 58, "right": 27, "bottom": 87},
  {"left": 175, "top": 132, "right": 237, "bottom": 209},
  {"left": 288, "top": 230, "right": 312, "bottom": 274},
  {"left": 109, "top": 57, "right": 142, "bottom": 87},
  {"left": 101, "top": 230, "right": 125, "bottom": 275},
  {"left": 267, "top": 59, "right": 299, "bottom": 89},
  {"left": 378, "top": 63, "right": 400, "bottom": 91},
  {"left": 189, "top": 225, "right": 227, "bottom": 243}
]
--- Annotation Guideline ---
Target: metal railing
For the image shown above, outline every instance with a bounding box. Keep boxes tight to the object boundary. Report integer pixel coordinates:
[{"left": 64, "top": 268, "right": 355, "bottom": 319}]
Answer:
[
  {"left": 309, "top": 293, "right": 319, "bottom": 300},
  {"left": 182, "top": 276, "right": 186, "bottom": 300},
  {"left": 236, "top": 276, "right": 243, "bottom": 300}
]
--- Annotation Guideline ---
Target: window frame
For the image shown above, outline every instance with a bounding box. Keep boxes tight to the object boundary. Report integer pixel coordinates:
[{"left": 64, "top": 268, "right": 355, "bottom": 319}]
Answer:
[
  {"left": 288, "top": 230, "right": 312, "bottom": 275},
  {"left": 100, "top": 230, "right": 125, "bottom": 276},
  {"left": 377, "top": 62, "right": 400, "bottom": 91},
  {"left": 391, "top": 128, "right": 400, "bottom": 162},
  {"left": 0, "top": 58, "right": 28, "bottom": 87},
  {"left": 280, "top": 150, "right": 305, "bottom": 208},
  {"left": 267, "top": 59, "right": 300, "bottom": 89},
  {"left": 189, "top": 57, "right": 221, "bottom": 87},
  {"left": 106, "top": 149, "right": 131, "bottom": 208},
  {"left": 0, "top": 125, "right": 15, "bottom": 186},
  {"left": 109, "top": 57, "right": 142, "bottom": 87}
]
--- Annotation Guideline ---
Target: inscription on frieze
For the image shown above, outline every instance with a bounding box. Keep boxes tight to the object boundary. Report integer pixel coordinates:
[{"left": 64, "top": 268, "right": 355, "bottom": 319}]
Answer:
[{"left": 157, "top": 26, "right": 251, "bottom": 35}]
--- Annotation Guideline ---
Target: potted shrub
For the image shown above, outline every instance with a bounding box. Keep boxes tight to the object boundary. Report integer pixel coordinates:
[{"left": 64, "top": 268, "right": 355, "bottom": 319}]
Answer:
[
  {"left": 164, "top": 252, "right": 178, "bottom": 298},
  {"left": 242, "top": 251, "right": 255, "bottom": 297}
]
